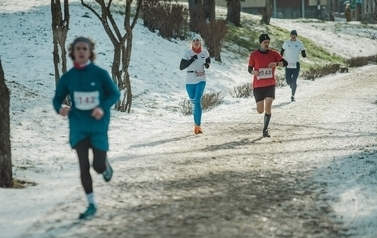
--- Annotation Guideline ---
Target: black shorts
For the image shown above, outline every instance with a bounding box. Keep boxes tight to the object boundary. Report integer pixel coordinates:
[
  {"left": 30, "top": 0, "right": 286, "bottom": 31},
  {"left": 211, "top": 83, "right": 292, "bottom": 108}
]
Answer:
[{"left": 253, "top": 85, "right": 275, "bottom": 102}]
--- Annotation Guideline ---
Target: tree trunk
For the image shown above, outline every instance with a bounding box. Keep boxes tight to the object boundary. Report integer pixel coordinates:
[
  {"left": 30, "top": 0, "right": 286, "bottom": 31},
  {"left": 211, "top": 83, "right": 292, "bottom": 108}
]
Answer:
[
  {"left": 188, "top": 0, "right": 205, "bottom": 32},
  {"left": 261, "top": 0, "right": 273, "bottom": 25},
  {"left": 51, "top": 0, "right": 69, "bottom": 85},
  {"left": 204, "top": 0, "right": 215, "bottom": 22},
  {"left": 368, "top": 0, "right": 377, "bottom": 21},
  {"left": 226, "top": 0, "right": 241, "bottom": 26},
  {"left": 121, "top": 5, "right": 134, "bottom": 113},
  {"left": 0, "top": 60, "right": 13, "bottom": 188}
]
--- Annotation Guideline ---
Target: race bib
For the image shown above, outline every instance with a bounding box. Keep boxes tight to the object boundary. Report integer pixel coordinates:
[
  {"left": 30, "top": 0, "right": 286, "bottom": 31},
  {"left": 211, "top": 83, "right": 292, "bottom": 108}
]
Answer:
[
  {"left": 74, "top": 91, "right": 100, "bottom": 110},
  {"left": 257, "top": 68, "right": 273, "bottom": 80},
  {"left": 287, "top": 62, "right": 297, "bottom": 69},
  {"left": 194, "top": 70, "right": 206, "bottom": 78}
]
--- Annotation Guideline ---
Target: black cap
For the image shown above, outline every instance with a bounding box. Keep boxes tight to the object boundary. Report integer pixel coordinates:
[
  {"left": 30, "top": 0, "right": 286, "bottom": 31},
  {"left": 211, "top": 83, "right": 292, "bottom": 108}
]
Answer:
[
  {"left": 290, "top": 30, "right": 298, "bottom": 35},
  {"left": 259, "top": 33, "right": 270, "bottom": 43}
]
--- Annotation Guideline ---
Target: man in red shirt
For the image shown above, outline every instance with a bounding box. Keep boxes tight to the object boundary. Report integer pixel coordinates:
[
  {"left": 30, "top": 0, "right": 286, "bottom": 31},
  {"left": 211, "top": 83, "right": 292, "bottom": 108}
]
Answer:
[{"left": 248, "top": 34, "right": 288, "bottom": 137}]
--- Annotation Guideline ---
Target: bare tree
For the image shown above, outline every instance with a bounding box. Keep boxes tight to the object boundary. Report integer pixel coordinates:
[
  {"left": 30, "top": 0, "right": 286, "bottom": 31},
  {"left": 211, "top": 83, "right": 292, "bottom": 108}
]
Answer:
[
  {"left": 51, "top": 0, "right": 70, "bottom": 86},
  {"left": 260, "top": 0, "right": 273, "bottom": 25},
  {"left": 0, "top": 60, "right": 13, "bottom": 188},
  {"left": 81, "top": 0, "right": 142, "bottom": 113},
  {"left": 226, "top": 0, "right": 244, "bottom": 27}
]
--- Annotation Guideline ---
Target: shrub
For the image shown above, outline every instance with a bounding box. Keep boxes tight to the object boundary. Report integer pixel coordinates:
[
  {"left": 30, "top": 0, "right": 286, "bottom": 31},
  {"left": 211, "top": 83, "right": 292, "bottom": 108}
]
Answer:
[
  {"left": 346, "top": 55, "right": 377, "bottom": 67},
  {"left": 142, "top": 0, "right": 189, "bottom": 40},
  {"left": 142, "top": 0, "right": 159, "bottom": 32},
  {"left": 179, "top": 92, "right": 224, "bottom": 115},
  {"left": 179, "top": 99, "right": 192, "bottom": 116},
  {"left": 301, "top": 64, "right": 340, "bottom": 80},
  {"left": 202, "top": 92, "right": 224, "bottom": 110},
  {"left": 199, "top": 20, "right": 228, "bottom": 62},
  {"left": 231, "top": 83, "right": 253, "bottom": 98}
]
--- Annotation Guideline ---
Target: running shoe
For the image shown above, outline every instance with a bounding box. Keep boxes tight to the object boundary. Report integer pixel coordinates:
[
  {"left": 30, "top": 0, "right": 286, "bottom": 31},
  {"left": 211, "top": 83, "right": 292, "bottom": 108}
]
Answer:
[
  {"left": 263, "top": 129, "right": 270, "bottom": 138},
  {"left": 194, "top": 125, "right": 203, "bottom": 134},
  {"left": 103, "top": 159, "right": 113, "bottom": 182},
  {"left": 79, "top": 203, "right": 97, "bottom": 219}
]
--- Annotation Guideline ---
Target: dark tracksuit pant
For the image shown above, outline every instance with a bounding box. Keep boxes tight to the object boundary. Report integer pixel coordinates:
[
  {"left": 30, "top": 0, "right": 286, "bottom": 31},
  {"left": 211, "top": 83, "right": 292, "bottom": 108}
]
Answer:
[
  {"left": 285, "top": 62, "right": 300, "bottom": 96},
  {"left": 74, "top": 137, "right": 107, "bottom": 194}
]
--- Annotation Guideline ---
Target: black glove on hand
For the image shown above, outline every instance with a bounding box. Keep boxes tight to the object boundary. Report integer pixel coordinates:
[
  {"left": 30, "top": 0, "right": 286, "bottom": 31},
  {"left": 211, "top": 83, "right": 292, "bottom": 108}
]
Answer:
[
  {"left": 191, "top": 55, "right": 198, "bottom": 61},
  {"left": 302, "top": 50, "right": 307, "bottom": 58},
  {"left": 204, "top": 63, "right": 210, "bottom": 69}
]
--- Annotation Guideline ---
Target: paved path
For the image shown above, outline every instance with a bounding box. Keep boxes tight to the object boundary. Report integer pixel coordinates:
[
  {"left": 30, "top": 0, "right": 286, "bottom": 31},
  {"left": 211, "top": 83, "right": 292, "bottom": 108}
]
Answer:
[{"left": 23, "top": 66, "right": 377, "bottom": 238}]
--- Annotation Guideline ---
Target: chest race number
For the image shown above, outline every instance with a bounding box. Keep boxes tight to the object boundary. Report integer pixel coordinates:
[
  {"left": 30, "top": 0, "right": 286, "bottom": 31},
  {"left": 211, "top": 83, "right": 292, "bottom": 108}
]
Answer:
[
  {"left": 74, "top": 91, "right": 100, "bottom": 110},
  {"left": 287, "top": 62, "right": 297, "bottom": 69},
  {"left": 257, "top": 68, "right": 273, "bottom": 80}
]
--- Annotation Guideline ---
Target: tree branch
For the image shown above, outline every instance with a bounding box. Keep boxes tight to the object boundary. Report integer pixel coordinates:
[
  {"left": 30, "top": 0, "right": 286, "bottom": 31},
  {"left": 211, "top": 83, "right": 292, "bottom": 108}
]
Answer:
[
  {"left": 81, "top": 0, "right": 102, "bottom": 21},
  {"left": 131, "top": 0, "right": 142, "bottom": 29},
  {"left": 105, "top": 4, "right": 123, "bottom": 40},
  {"left": 81, "top": 0, "right": 119, "bottom": 45},
  {"left": 107, "top": 0, "right": 113, "bottom": 9}
]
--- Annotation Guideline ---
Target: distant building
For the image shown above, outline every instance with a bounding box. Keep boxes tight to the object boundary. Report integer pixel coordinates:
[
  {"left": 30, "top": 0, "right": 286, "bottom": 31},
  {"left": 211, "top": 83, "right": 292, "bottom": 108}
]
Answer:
[
  {"left": 176, "top": 0, "right": 374, "bottom": 21},
  {"left": 239, "top": 0, "right": 329, "bottom": 19},
  {"left": 177, "top": 0, "right": 331, "bottom": 19}
]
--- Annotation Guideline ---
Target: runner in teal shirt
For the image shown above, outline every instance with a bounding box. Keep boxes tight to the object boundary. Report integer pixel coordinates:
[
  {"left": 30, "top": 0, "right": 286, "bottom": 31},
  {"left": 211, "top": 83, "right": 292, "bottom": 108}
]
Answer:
[
  {"left": 52, "top": 37, "right": 120, "bottom": 219},
  {"left": 53, "top": 61, "right": 120, "bottom": 150}
]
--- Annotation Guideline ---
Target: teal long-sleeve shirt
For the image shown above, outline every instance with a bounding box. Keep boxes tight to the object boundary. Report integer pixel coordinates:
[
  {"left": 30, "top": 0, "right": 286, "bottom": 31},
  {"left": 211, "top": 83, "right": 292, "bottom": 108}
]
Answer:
[{"left": 53, "top": 63, "right": 120, "bottom": 133}]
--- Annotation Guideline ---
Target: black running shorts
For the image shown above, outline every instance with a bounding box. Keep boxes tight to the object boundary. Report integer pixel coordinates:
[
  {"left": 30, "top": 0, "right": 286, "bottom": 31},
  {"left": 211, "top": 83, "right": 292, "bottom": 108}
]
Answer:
[{"left": 253, "top": 85, "right": 275, "bottom": 103}]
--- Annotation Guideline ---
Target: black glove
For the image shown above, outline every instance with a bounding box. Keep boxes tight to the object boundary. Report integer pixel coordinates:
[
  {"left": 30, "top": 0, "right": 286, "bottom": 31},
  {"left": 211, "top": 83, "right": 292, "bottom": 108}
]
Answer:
[
  {"left": 302, "top": 50, "right": 307, "bottom": 58},
  {"left": 191, "top": 55, "right": 198, "bottom": 61},
  {"left": 204, "top": 63, "right": 210, "bottom": 69}
]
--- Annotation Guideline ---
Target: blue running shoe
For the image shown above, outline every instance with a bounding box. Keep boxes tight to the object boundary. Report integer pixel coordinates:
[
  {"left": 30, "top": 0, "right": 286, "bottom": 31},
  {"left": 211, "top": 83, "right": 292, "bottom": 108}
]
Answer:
[
  {"left": 79, "top": 203, "right": 97, "bottom": 219},
  {"left": 103, "top": 159, "right": 113, "bottom": 182}
]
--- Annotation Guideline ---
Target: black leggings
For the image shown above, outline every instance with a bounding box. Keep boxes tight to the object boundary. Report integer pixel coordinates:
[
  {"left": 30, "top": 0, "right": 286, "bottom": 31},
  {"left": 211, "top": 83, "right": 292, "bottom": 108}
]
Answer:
[{"left": 74, "top": 137, "right": 107, "bottom": 194}]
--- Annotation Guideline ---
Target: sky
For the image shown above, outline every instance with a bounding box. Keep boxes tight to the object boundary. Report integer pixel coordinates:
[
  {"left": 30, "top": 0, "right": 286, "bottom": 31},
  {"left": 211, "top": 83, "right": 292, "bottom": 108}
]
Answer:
[{"left": 0, "top": 0, "right": 376, "bottom": 237}]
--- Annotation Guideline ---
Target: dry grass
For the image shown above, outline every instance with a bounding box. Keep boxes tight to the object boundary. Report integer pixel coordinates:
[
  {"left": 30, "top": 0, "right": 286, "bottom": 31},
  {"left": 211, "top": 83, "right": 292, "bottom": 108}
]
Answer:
[
  {"left": 302, "top": 64, "right": 340, "bottom": 81},
  {"left": 12, "top": 178, "right": 37, "bottom": 189},
  {"left": 231, "top": 83, "right": 253, "bottom": 98},
  {"left": 346, "top": 55, "right": 377, "bottom": 67},
  {"left": 179, "top": 92, "right": 224, "bottom": 115}
]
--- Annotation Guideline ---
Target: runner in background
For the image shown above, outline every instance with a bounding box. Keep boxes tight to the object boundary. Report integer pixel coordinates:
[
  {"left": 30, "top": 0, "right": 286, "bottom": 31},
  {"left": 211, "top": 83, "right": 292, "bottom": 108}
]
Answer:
[
  {"left": 53, "top": 37, "right": 120, "bottom": 219},
  {"left": 179, "top": 34, "right": 211, "bottom": 135},
  {"left": 280, "top": 30, "right": 306, "bottom": 102},
  {"left": 248, "top": 34, "right": 288, "bottom": 137}
]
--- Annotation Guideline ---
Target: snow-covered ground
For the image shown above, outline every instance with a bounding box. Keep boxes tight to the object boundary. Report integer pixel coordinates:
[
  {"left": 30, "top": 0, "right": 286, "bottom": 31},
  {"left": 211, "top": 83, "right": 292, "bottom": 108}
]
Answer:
[
  {"left": 271, "top": 18, "right": 377, "bottom": 58},
  {"left": 0, "top": 1, "right": 376, "bottom": 237}
]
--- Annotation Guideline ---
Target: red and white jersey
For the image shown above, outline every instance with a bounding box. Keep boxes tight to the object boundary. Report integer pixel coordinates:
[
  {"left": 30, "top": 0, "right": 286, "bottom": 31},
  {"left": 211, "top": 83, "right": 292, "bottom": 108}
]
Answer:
[
  {"left": 182, "top": 49, "right": 210, "bottom": 84},
  {"left": 248, "top": 49, "right": 283, "bottom": 88}
]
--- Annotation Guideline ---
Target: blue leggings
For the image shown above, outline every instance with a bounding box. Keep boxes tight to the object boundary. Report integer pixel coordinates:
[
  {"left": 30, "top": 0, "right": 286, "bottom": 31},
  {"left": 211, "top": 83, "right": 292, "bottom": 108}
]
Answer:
[
  {"left": 285, "top": 62, "right": 300, "bottom": 96},
  {"left": 186, "top": 81, "right": 206, "bottom": 126}
]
